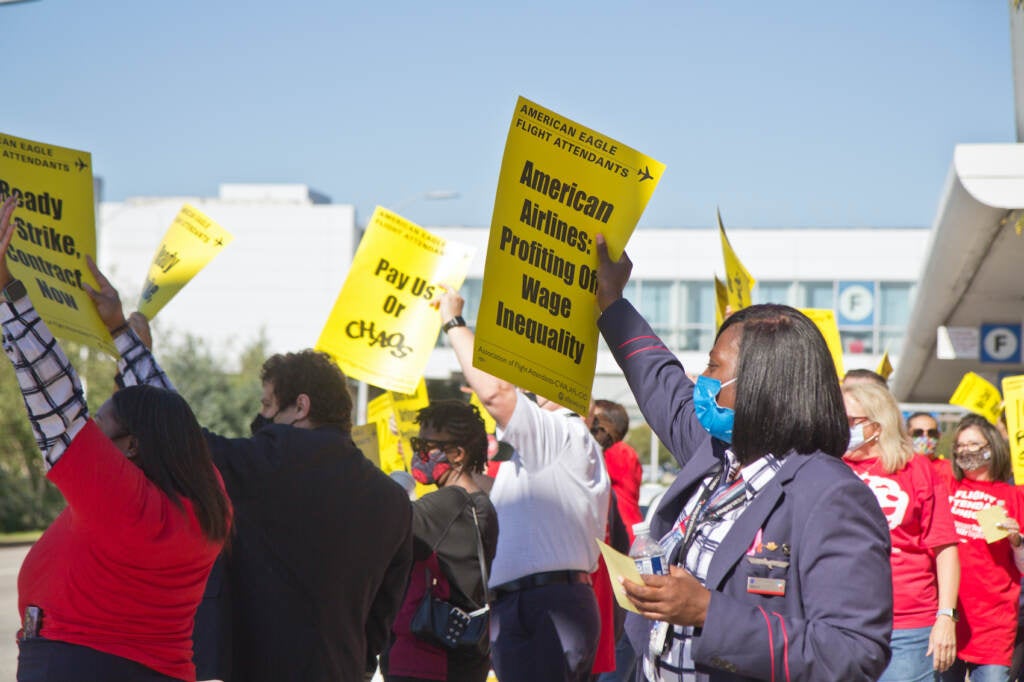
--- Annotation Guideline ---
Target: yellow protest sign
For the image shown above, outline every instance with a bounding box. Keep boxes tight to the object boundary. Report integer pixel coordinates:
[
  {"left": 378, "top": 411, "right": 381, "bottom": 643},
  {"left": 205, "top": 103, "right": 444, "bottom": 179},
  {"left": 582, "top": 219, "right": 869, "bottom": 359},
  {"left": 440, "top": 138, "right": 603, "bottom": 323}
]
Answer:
[
  {"left": 875, "top": 348, "right": 894, "bottom": 380},
  {"left": 137, "top": 204, "right": 234, "bottom": 319},
  {"left": 799, "top": 308, "right": 845, "bottom": 378},
  {"left": 367, "top": 393, "right": 404, "bottom": 475},
  {"left": 316, "top": 207, "right": 474, "bottom": 393},
  {"left": 713, "top": 275, "right": 728, "bottom": 331},
  {"left": 468, "top": 389, "right": 497, "bottom": 434},
  {"left": 389, "top": 379, "right": 434, "bottom": 497},
  {"left": 950, "top": 371, "right": 1002, "bottom": 425},
  {"left": 1001, "top": 375, "right": 1024, "bottom": 482},
  {"left": 0, "top": 132, "right": 113, "bottom": 354},
  {"left": 350, "top": 423, "right": 380, "bottom": 468},
  {"left": 474, "top": 96, "right": 665, "bottom": 414},
  {"left": 719, "top": 210, "right": 756, "bottom": 312}
]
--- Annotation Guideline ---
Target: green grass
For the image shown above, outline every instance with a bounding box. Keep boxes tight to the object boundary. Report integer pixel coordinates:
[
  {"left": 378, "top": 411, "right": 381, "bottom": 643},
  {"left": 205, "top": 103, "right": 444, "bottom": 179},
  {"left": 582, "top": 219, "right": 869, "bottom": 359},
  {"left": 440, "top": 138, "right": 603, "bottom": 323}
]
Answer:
[{"left": 0, "top": 531, "right": 42, "bottom": 546}]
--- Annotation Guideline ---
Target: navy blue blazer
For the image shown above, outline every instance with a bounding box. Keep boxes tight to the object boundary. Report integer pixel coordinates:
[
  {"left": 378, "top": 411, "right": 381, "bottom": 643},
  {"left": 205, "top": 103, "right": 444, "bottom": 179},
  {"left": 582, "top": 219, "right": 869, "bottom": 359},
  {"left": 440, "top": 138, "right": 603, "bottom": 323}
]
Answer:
[{"left": 599, "top": 299, "right": 892, "bottom": 682}]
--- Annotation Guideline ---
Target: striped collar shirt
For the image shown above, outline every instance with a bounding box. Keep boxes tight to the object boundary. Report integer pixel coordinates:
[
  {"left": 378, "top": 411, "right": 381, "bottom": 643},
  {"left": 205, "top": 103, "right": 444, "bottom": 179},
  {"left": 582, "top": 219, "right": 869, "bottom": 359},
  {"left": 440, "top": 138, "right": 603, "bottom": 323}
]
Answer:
[{"left": 645, "top": 449, "right": 783, "bottom": 682}]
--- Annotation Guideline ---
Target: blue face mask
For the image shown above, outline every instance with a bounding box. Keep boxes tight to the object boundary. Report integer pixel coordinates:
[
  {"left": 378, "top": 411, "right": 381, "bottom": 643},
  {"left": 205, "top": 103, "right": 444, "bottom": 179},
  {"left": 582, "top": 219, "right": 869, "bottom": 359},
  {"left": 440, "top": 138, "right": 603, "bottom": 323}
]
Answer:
[{"left": 693, "top": 375, "right": 737, "bottom": 443}]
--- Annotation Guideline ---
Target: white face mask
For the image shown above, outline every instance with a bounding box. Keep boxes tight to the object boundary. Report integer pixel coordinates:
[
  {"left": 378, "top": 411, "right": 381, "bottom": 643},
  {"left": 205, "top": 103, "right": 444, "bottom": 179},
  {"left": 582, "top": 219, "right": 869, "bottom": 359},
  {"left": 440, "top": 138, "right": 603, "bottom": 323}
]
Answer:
[{"left": 848, "top": 423, "right": 868, "bottom": 452}]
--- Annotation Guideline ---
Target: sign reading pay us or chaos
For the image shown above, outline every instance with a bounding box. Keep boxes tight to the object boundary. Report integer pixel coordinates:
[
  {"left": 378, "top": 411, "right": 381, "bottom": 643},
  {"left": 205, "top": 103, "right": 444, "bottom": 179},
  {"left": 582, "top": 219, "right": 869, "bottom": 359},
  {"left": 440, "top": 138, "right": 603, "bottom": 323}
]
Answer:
[
  {"left": 0, "top": 132, "right": 115, "bottom": 354},
  {"left": 316, "top": 207, "right": 475, "bottom": 393},
  {"left": 137, "top": 204, "right": 234, "bottom": 319},
  {"left": 475, "top": 96, "right": 665, "bottom": 414}
]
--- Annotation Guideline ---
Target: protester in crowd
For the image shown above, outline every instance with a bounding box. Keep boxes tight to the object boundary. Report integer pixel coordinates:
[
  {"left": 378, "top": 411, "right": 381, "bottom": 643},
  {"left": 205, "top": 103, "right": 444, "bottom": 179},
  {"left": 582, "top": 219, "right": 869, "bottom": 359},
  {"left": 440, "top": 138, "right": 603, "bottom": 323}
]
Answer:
[
  {"left": 381, "top": 399, "right": 498, "bottom": 682},
  {"left": 842, "top": 382, "right": 959, "bottom": 679},
  {"left": 843, "top": 368, "right": 889, "bottom": 387},
  {"left": 940, "top": 414, "right": 1024, "bottom": 682},
  {"left": 907, "top": 411, "right": 952, "bottom": 479},
  {"left": 595, "top": 234, "right": 893, "bottom": 681},
  {"left": 99, "top": 274, "right": 414, "bottom": 681},
  {"left": 589, "top": 399, "right": 643, "bottom": 682},
  {"left": 435, "top": 287, "right": 610, "bottom": 682},
  {"left": 0, "top": 195, "right": 231, "bottom": 681},
  {"left": 589, "top": 399, "right": 644, "bottom": 542}
]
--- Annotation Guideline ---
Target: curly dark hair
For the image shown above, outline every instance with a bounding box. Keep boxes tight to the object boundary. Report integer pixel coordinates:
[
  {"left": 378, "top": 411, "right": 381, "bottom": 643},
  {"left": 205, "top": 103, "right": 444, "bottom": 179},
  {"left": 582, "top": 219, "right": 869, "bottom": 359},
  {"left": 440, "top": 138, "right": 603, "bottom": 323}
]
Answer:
[
  {"left": 416, "top": 400, "right": 488, "bottom": 474},
  {"left": 260, "top": 350, "right": 353, "bottom": 431}
]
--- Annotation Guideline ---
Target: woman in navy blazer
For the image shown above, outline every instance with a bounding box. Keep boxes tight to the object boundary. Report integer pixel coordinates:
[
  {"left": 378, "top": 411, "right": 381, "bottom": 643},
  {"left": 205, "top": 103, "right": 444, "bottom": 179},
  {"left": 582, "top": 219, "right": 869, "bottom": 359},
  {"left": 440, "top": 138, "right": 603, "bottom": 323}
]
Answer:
[{"left": 594, "top": 236, "right": 892, "bottom": 681}]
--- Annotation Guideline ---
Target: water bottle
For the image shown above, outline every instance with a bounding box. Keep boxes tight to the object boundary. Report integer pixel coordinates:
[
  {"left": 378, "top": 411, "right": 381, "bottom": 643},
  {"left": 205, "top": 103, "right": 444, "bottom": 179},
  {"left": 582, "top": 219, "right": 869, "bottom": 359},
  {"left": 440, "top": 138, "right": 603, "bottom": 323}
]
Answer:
[{"left": 629, "top": 522, "right": 668, "bottom": 575}]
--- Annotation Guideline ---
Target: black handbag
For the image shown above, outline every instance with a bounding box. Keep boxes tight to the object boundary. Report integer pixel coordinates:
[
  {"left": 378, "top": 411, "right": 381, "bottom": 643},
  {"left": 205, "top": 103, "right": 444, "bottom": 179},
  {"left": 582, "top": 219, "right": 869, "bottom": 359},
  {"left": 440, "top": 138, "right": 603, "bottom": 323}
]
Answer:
[{"left": 410, "top": 503, "right": 491, "bottom": 656}]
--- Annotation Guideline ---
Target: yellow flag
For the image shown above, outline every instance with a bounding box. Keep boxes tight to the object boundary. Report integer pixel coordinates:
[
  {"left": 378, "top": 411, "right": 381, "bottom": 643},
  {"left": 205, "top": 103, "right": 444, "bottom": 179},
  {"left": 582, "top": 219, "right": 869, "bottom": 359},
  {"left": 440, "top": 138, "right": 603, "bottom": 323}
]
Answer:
[
  {"left": 136, "top": 204, "right": 234, "bottom": 319},
  {"left": 475, "top": 96, "right": 665, "bottom": 414},
  {"left": 0, "top": 132, "right": 114, "bottom": 354},
  {"left": 799, "top": 308, "right": 845, "bottom": 378},
  {"left": 875, "top": 349, "right": 894, "bottom": 380},
  {"left": 389, "top": 378, "right": 434, "bottom": 497},
  {"left": 316, "top": 207, "right": 474, "bottom": 393},
  {"left": 950, "top": 372, "right": 1002, "bottom": 425},
  {"left": 713, "top": 275, "right": 728, "bottom": 331},
  {"left": 367, "top": 393, "right": 404, "bottom": 475},
  {"left": 350, "top": 423, "right": 380, "bottom": 468},
  {"left": 719, "top": 210, "right": 756, "bottom": 312},
  {"left": 1001, "top": 375, "right": 1024, "bottom": 482}
]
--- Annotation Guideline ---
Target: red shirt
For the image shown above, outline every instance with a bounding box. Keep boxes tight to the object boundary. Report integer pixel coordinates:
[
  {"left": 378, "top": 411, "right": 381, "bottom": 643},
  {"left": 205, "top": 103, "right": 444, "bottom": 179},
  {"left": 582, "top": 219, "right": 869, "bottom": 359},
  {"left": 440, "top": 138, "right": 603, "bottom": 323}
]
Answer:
[
  {"left": 19, "top": 420, "right": 225, "bottom": 681},
  {"left": 604, "top": 441, "right": 643, "bottom": 543},
  {"left": 946, "top": 476, "right": 1024, "bottom": 666},
  {"left": 844, "top": 454, "right": 957, "bottom": 629}
]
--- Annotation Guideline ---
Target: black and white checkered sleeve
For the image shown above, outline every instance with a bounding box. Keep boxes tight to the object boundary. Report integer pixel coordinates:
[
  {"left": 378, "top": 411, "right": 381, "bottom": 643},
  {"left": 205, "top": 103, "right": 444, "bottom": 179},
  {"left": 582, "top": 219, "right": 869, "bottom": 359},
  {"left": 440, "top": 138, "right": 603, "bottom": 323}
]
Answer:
[
  {"left": 114, "top": 328, "right": 175, "bottom": 391},
  {"left": 1, "top": 296, "right": 88, "bottom": 471}
]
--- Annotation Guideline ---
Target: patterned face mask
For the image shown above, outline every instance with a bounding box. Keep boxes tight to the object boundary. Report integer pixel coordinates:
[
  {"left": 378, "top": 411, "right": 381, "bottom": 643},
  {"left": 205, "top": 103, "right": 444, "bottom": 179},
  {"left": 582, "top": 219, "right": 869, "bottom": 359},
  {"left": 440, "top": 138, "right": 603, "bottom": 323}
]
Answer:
[
  {"left": 953, "top": 447, "right": 991, "bottom": 472},
  {"left": 912, "top": 435, "right": 938, "bottom": 458}
]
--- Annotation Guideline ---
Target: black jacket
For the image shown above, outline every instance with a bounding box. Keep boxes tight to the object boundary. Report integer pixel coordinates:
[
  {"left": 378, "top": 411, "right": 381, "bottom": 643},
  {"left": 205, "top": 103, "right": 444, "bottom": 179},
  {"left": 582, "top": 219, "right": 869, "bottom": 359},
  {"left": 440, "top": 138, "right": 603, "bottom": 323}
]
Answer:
[{"left": 198, "top": 424, "right": 413, "bottom": 682}]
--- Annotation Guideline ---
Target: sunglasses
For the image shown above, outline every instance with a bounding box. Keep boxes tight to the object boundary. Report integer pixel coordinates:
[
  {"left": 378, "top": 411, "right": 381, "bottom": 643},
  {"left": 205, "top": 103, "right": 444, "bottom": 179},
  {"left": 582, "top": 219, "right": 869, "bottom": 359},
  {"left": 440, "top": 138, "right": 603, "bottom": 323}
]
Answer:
[
  {"left": 409, "top": 437, "right": 461, "bottom": 459},
  {"left": 909, "top": 428, "right": 940, "bottom": 439}
]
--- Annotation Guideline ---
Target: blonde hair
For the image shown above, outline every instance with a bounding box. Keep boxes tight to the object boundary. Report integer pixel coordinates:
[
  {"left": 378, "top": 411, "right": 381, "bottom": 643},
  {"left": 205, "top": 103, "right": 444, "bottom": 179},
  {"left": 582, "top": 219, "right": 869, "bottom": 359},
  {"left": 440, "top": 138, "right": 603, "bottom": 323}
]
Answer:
[{"left": 842, "top": 382, "right": 913, "bottom": 474}]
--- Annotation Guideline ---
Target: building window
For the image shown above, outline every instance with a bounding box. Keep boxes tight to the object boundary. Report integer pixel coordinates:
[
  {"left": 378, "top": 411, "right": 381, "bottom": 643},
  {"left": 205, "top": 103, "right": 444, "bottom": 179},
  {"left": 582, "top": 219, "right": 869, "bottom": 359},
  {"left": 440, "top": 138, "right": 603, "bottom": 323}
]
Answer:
[
  {"left": 754, "top": 282, "right": 792, "bottom": 305},
  {"left": 800, "top": 281, "right": 834, "bottom": 309}
]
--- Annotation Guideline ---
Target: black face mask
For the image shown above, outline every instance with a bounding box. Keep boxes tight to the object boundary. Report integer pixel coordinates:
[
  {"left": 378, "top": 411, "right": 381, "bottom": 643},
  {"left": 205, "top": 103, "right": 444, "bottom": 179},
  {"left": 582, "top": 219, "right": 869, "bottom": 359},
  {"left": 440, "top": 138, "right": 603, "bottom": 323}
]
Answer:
[{"left": 250, "top": 413, "right": 273, "bottom": 436}]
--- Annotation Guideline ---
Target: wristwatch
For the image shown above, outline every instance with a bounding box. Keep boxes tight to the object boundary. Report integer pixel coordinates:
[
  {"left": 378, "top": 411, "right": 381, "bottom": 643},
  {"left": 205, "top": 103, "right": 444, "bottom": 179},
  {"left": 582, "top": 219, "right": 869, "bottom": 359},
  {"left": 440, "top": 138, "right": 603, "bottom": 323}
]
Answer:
[
  {"left": 442, "top": 316, "right": 467, "bottom": 334},
  {"left": 2, "top": 279, "right": 27, "bottom": 304},
  {"left": 936, "top": 608, "right": 959, "bottom": 622}
]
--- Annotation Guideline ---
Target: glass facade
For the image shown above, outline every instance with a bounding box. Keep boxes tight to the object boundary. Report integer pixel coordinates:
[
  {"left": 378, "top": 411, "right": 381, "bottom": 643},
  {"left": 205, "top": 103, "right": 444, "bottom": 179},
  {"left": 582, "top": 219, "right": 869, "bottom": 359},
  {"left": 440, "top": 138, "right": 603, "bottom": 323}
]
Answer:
[{"left": 447, "top": 277, "right": 915, "bottom": 356}]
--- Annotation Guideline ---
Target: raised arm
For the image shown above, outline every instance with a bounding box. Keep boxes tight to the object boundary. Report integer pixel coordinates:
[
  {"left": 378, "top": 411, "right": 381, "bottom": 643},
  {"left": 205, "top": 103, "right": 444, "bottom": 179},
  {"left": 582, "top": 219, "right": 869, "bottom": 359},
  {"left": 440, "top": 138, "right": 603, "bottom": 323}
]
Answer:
[
  {"left": 0, "top": 195, "right": 88, "bottom": 469},
  {"left": 436, "top": 287, "right": 518, "bottom": 429},
  {"left": 83, "top": 257, "right": 174, "bottom": 391}
]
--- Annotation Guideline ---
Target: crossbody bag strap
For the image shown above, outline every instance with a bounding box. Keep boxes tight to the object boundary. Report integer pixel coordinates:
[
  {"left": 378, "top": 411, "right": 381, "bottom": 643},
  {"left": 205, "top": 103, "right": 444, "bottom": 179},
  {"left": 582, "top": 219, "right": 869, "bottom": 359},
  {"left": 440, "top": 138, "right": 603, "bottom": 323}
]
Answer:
[{"left": 470, "top": 504, "right": 489, "bottom": 604}]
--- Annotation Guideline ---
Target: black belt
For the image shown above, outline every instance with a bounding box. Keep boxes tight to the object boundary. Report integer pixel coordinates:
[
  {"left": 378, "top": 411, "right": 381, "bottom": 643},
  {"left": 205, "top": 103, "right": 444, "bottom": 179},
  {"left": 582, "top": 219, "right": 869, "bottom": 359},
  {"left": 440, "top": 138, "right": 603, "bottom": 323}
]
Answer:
[{"left": 491, "top": 570, "right": 592, "bottom": 598}]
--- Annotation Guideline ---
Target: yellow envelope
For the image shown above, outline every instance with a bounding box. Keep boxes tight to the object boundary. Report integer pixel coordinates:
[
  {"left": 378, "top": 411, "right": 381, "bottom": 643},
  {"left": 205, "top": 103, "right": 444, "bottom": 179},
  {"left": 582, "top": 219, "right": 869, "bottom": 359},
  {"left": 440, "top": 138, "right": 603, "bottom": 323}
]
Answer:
[
  {"left": 976, "top": 505, "right": 1010, "bottom": 544},
  {"left": 596, "top": 538, "right": 643, "bottom": 614}
]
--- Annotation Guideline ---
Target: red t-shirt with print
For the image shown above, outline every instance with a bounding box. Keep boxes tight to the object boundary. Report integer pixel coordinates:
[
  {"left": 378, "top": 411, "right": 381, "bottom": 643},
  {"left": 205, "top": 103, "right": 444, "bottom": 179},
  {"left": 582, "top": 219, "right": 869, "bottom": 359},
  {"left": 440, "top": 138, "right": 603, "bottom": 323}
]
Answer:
[
  {"left": 845, "top": 454, "right": 957, "bottom": 629},
  {"left": 947, "top": 476, "right": 1024, "bottom": 666}
]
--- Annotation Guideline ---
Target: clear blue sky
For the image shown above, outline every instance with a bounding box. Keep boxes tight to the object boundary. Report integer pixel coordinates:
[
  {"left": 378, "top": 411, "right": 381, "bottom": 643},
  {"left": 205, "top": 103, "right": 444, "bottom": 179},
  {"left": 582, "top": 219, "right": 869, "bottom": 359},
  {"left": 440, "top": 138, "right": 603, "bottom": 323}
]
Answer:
[{"left": 1, "top": 1, "right": 1014, "bottom": 228}]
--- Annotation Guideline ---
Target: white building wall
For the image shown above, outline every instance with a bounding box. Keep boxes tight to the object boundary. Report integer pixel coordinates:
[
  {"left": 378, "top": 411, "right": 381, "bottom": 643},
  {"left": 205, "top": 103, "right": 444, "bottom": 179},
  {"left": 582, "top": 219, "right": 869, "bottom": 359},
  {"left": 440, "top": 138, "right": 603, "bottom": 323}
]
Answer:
[{"left": 98, "top": 185, "right": 356, "bottom": 361}]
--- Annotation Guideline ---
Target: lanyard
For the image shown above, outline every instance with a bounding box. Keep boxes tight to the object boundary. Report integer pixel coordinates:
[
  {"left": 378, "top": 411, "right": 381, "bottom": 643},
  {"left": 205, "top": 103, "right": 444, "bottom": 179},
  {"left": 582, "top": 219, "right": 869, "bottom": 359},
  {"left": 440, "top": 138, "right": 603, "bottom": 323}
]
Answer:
[{"left": 674, "top": 462, "right": 747, "bottom": 563}]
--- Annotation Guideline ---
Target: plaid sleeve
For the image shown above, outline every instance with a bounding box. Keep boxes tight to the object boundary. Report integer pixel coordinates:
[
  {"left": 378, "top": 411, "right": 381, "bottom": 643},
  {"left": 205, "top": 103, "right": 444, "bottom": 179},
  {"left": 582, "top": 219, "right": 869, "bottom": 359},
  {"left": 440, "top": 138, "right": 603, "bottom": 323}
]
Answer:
[
  {"left": 0, "top": 296, "right": 87, "bottom": 471},
  {"left": 114, "top": 328, "right": 175, "bottom": 391}
]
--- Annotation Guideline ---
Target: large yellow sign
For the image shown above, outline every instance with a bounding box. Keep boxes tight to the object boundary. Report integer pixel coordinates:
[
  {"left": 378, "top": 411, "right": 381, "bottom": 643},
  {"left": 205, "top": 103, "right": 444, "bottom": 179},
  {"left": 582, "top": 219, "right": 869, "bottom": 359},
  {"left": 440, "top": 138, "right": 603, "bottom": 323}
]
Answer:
[
  {"left": 950, "top": 371, "right": 1002, "bottom": 425},
  {"left": 1000, "top": 375, "right": 1024, "bottom": 484},
  {"left": 0, "top": 132, "right": 112, "bottom": 353},
  {"left": 475, "top": 96, "right": 665, "bottom": 414},
  {"left": 137, "top": 204, "right": 234, "bottom": 319},
  {"left": 316, "top": 207, "right": 474, "bottom": 393}
]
